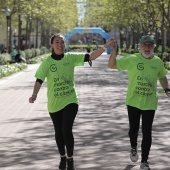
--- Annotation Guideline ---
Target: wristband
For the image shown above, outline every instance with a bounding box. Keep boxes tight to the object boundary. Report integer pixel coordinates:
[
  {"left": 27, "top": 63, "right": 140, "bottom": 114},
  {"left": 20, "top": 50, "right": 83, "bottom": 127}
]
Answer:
[{"left": 32, "top": 94, "right": 37, "bottom": 96}]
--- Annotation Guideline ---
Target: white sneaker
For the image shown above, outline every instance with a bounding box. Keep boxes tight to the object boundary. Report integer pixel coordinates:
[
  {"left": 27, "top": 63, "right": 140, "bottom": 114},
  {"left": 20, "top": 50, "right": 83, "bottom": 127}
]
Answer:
[
  {"left": 130, "top": 147, "right": 138, "bottom": 162},
  {"left": 140, "top": 161, "right": 151, "bottom": 170}
]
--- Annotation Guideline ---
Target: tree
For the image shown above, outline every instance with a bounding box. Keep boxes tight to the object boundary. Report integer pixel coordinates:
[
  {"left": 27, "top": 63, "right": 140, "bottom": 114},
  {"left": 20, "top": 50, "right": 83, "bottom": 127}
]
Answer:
[{"left": 0, "top": 0, "right": 79, "bottom": 50}]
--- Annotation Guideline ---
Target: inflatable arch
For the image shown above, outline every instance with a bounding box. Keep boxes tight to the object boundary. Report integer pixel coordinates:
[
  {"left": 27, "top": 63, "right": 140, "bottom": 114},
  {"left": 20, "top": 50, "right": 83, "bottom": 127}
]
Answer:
[{"left": 65, "top": 27, "right": 112, "bottom": 54}]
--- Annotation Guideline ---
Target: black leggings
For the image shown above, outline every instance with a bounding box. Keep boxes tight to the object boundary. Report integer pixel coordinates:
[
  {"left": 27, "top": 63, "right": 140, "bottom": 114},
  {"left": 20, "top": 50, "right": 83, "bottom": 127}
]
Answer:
[
  {"left": 127, "top": 105, "right": 155, "bottom": 162},
  {"left": 49, "top": 103, "right": 78, "bottom": 157}
]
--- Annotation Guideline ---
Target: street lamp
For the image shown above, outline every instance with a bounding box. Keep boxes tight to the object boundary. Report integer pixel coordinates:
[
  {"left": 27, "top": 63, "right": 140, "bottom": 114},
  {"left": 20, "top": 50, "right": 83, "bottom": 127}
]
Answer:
[{"left": 5, "top": 8, "right": 11, "bottom": 53}]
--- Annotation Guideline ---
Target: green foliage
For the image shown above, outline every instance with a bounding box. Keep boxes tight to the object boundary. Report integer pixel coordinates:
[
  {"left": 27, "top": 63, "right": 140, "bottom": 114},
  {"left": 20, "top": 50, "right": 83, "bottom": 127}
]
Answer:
[
  {"left": 68, "top": 44, "right": 103, "bottom": 51},
  {"left": 19, "top": 50, "right": 26, "bottom": 58},
  {"left": 158, "top": 45, "right": 162, "bottom": 53},
  {"left": 165, "top": 62, "right": 170, "bottom": 70},
  {"left": 24, "top": 49, "right": 34, "bottom": 60},
  {"left": 162, "top": 52, "right": 170, "bottom": 61},
  {"left": 166, "top": 47, "right": 170, "bottom": 53},
  {"left": 26, "top": 54, "right": 49, "bottom": 64},
  {"left": 83, "top": 0, "right": 169, "bottom": 37},
  {"left": 157, "top": 53, "right": 163, "bottom": 59},
  {"left": 0, "top": 0, "right": 78, "bottom": 34},
  {"left": 39, "top": 46, "right": 50, "bottom": 55},
  {"left": 35, "top": 49, "right": 41, "bottom": 56},
  {"left": 18, "top": 47, "right": 49, "bottom": 60},
  {"left": 0, "top": 53, "right": 12, "bottom": 65},
  {"left": 0, "top": 49, "right": 49, "bottom": 79},
  {"left": 0, "top": 63, "right": 27, "bottom": 79}
]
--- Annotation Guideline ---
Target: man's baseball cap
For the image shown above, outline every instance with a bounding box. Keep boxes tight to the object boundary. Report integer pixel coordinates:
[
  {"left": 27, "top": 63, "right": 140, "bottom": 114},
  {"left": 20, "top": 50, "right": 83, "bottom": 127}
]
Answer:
[{"left": 139, "top": 35, "right": 155, "bottom": 44}]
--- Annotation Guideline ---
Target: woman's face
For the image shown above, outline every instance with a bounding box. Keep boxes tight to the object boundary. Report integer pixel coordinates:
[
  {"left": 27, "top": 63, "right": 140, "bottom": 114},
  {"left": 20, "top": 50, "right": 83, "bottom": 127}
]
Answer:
[{"left": 51, "top": 36, "right": 65, "bottom": 55}]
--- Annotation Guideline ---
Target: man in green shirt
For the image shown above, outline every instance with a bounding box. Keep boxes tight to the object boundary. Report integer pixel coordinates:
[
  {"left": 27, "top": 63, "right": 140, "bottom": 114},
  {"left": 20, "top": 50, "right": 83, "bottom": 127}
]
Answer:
[{"left": 108, "top": 35, "right": 170, "bottom": 170}]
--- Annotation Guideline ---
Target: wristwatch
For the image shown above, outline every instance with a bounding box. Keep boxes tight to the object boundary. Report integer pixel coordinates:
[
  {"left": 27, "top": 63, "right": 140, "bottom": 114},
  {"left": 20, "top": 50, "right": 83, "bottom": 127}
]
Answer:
[
  {"left": 102, "top": 45, "right": 107, "bottom": 51},
  {"left": 164, "top": 88, "right": 170, "bottom": 93}
]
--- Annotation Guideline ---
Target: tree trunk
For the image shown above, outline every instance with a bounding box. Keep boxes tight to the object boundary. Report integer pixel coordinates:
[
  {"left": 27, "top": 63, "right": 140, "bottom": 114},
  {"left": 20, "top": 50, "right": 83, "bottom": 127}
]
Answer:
[
  {"left": 18, "top": 14, "right": 22, "bottom": 51},
  {"left": 35, "top": 19, "right": 38, "bottom": 48},
  {"left": 25, "top": 16, "right": 29, "bottom": 49}
]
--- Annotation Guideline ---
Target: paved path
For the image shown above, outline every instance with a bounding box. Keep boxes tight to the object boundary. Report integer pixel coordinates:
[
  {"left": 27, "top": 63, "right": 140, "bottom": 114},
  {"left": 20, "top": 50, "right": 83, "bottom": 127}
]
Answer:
[{"left": 0, "top": 54, "right": 170, "bottom": 170}]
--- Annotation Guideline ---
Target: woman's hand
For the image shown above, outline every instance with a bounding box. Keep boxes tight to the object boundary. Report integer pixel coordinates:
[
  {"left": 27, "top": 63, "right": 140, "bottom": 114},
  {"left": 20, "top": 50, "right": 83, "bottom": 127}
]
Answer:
[
  {"left": 105, "top": 37, "right": 117, "bottom": 50},
  {"left": 29, "top": 94, "right": 37, "bottom": 103}
]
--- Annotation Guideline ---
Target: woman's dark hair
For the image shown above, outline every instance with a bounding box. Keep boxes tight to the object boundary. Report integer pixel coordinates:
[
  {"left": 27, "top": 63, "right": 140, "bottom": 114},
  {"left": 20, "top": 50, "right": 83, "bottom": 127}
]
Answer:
[
  {"left": 50, "top": 33, "right": 66, "bottom": 54},
  {"left": 50, "top": 33, "right": 65, "bottom": 44}
]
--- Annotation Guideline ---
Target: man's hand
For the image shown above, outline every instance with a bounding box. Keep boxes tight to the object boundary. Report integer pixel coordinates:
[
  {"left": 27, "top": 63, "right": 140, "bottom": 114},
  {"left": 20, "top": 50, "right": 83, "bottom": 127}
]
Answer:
[{"left": 165, "top": 88, "right": 170, "bottom": 97}]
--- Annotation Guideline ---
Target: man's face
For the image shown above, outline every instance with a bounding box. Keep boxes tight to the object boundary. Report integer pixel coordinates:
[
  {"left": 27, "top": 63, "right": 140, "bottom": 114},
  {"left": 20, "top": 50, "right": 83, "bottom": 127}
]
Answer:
[{"left": 139, "top": 42, "right": 154, "bottom": 58}]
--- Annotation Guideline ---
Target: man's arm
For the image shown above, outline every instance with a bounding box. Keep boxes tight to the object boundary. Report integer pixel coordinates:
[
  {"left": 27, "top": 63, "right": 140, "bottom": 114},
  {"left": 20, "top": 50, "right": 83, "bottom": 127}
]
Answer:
[
  {"left": 108, "top": 50, "right": 117, "bottom": 69},
  {"left": 108, "top": 38, "right": 117, "bottom": 69},
  {"left": 159, "top": 76, "right": 170, "bottom": 97}
]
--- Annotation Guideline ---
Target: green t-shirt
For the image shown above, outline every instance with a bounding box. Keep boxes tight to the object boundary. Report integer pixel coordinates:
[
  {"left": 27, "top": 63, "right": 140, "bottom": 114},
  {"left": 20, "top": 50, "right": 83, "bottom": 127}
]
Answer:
[
  {"left": 35, "top": 53, "right": 85, "bottom": 113},
  {"left": 116, "top": 53, "right": 168, "bottom": 110}
]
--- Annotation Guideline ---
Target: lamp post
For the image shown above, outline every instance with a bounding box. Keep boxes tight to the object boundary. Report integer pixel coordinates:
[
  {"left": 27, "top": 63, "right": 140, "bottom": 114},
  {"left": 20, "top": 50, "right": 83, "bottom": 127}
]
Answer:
[{"left": 5, "top": 8, "right": 11, "bottom": 53}]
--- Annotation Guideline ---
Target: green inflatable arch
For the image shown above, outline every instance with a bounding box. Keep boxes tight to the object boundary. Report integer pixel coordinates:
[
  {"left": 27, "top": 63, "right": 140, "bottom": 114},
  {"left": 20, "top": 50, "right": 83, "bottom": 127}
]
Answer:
[{"left": 65, "top": 27, "right": 112, "bottom": 54}]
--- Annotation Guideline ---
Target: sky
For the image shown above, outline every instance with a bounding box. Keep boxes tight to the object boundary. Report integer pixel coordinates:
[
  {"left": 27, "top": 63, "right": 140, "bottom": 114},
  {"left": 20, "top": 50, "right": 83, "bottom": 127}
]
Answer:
[{"left": 76, "top": 0, "right": 85, "bottom": 24}]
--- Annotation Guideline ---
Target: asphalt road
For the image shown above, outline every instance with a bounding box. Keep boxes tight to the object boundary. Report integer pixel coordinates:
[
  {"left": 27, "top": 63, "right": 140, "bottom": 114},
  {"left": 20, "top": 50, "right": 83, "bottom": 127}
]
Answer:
[{"left": 0, "top": 53, "right": 170, "bottom": 170}]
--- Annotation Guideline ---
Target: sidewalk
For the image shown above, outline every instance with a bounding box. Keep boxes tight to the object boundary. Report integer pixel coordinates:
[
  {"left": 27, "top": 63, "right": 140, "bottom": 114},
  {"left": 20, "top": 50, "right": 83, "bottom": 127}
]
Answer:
[{"left": 0, "top": 54, "right": 169, "bottom": 170}]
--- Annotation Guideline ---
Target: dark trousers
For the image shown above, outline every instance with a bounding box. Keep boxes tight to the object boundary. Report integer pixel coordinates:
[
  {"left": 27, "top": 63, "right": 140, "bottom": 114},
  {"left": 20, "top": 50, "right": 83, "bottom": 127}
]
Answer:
[
  {"left": 127, "top": 105, "right": 155, "bottom": 162},
  {"left": 49, "top": 103, "right": 78, "bottom": 157}
]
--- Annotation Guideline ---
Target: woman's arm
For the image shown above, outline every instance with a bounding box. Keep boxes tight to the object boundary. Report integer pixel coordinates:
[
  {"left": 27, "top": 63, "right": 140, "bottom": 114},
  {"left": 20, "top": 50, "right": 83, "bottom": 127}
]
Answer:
[
  {"left": 29, "top": 81, "right": 42, "bottom": 103},
  {"left": 89, "top": 38, "right": 115, "bottom": 60}
]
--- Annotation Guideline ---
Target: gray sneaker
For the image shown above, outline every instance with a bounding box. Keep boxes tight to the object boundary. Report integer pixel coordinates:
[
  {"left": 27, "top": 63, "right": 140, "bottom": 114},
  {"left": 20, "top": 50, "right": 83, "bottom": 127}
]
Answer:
[
  {"left": 140, "top": 161, "right": 150, "bottom": 170},
  {"left": 130, "top": 147, "right": 138, "bottom": 162}
]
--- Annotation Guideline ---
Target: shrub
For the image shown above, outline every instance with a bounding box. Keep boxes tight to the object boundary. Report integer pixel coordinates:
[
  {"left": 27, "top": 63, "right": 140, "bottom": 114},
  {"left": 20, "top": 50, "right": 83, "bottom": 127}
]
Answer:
[
  {"left": 0, "top": 63, "right": 27, "bottom": 79},
  {"left": 0, "top": 53, "right": 11, "bottom": 65},
  {"left": 165, "top": 62, "right": 170, "bottom": 70},
  {"left": 40, "top": 46, "right": 50, "bottom": 55}
]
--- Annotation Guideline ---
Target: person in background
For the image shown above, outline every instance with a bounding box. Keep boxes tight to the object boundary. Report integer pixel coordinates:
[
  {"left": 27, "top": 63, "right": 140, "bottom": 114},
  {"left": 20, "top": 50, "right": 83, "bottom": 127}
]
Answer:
[
  {"left": 12, "top": 48, "right": 17, "bottom": 61},
  {"left": 1, "top": 45, "right": 7, "bottom": 54},
  {"left": 29, "top": 33, "right": 111, "bottom": 170},
  {"left": 107, "top": 35, "right": 170, "bottom": 170}
]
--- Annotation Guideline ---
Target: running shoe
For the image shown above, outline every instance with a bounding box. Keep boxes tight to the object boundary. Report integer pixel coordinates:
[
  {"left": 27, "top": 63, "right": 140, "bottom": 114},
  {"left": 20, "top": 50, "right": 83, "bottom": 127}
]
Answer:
[
  {"left": 140, "top": 161, "right": 151, "bottom": 170},
  {"left": 130, "top": 147, "right": 139, "bottom": 162}
]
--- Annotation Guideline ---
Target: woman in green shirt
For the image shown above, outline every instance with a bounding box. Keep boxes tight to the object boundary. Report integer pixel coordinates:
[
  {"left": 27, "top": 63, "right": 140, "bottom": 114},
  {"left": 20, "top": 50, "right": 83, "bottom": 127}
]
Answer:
[{"left": 29, "top": 33, "right": 111, "bottom": 170}]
